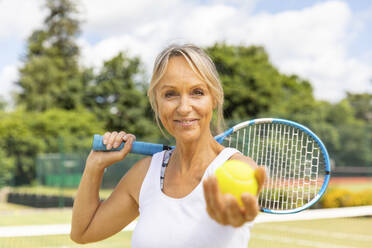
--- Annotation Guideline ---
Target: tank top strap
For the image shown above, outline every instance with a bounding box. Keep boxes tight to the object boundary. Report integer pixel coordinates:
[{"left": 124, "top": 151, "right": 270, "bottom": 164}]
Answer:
[
  {"left": 205, "top": 147, "right": 241, "bottom": 176},
  {"left": 138, "top": 151, "right": 166, "bottom": 209}
]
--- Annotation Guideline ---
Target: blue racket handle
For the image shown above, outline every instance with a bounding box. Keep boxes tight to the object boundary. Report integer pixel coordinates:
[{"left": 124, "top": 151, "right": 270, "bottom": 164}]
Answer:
[{"left": 92, "top": 134, "right": 169, "bottom": 156}]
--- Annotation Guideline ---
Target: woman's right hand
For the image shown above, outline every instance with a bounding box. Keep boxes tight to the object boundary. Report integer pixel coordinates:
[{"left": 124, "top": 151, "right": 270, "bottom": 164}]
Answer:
[{"left": 86, "top": 131, "right": 136, "bottom": 171}]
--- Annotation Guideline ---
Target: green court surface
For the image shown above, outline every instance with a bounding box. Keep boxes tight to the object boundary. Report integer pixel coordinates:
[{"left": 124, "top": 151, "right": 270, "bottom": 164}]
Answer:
[
  {"left": 0, "top": 232, "right": 132, "bottom": 248},
  {"left": 0, "top": 208, "right": 71, "bottom": 226},
  {"left": 249, "top": 217, "right": 372, "bottom": 248},
  {"left": 1, "top": 216, "right": 371, "bottom": 248}
]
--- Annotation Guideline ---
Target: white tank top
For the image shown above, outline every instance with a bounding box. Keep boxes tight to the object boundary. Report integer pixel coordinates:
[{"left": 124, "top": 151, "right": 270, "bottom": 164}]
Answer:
[{"left": 131, "top": 148, "right": 253, "bottom": 248}]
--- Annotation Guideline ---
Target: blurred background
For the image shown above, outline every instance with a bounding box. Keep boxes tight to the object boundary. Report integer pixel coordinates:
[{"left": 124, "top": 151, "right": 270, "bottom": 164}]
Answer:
[{"left": 0, "top": 0, "right": 371, "bottom": 247}]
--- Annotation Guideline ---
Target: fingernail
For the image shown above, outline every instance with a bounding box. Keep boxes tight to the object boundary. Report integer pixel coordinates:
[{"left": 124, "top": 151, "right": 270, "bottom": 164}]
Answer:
[
  {"left": 107, "top": 144, "right": 112, "bottom": 149},
  {"left": 123, "top": 135, "right": 128, "bottom": 140},
  {"left": 114, "top": 142, "right": 119, "bottom": 147}
]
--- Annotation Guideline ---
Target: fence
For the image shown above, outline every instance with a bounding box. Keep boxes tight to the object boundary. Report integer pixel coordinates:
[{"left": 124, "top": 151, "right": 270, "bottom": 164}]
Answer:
[{"left": 36, "top": 152, "right": 145, "bottom": 189}]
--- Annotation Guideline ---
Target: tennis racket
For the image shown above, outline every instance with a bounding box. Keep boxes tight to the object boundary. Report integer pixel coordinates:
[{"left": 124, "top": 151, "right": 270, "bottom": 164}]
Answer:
[{"left": 92, "top": 118, "right": 331, "bottom": 214}]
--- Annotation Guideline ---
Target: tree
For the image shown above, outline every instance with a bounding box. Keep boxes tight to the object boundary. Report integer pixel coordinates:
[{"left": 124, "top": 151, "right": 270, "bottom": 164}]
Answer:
[
  {"left": 16, "top": 0, "right": 83, "bottom": 111},
  {"left": 83, "top": 52, "right": 160, "bottom": 141},
  {"left": 0, "top": 108, "right": 105, "bottom": 185},
  {"left": 205, "top": 43, "right": 316, "bottom": 121},
  {"left": 0, "top": 96, "right": 7, "bottom": 111},
  {"left": 346, "top": 93, "right": 372, "bottom": 123},
  {"left": 304, "top": 99, "right": 371, "bottom": 167}
]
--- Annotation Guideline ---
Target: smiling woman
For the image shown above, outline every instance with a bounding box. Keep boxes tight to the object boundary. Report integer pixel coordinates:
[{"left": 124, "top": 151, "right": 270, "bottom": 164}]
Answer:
[
  {"left": 148, "top": 44, "right": 225, "bottom": 137},
  {"left": 155, "top": 56, "right": 215, "bottom": 144},
  {"left": 70, "top": 44, "right": 266, "bottom": 248}
]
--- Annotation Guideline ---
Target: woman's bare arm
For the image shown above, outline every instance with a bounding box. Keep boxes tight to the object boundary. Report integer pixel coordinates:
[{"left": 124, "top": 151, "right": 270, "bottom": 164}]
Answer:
[
  {"left": 70, "top": 155, "right": 151, "bottom": 243},
  {"left": 70, "top": 132, "right": 150, "bottom": 244}
]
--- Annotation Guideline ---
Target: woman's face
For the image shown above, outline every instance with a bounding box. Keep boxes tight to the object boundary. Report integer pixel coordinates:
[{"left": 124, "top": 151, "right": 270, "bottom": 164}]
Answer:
[{"left": 156, "top": 56, "right": 214, "bottom": 143}]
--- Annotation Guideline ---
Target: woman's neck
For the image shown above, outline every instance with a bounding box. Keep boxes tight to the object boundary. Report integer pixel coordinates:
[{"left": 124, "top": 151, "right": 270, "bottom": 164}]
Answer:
[{"left": 172, "top": 133, "right": 224, "bottom": 175}]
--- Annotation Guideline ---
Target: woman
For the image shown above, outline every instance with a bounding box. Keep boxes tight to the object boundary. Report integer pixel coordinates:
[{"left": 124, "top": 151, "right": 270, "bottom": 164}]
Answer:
[{"left": 70, "top": 44, "right": 266, "bottom": 247}]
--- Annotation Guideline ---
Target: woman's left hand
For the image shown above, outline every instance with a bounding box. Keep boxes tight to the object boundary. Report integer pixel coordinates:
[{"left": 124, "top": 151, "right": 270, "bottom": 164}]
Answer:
[{"left": 203, "top": 167, "right": 266, "bottom": 227}]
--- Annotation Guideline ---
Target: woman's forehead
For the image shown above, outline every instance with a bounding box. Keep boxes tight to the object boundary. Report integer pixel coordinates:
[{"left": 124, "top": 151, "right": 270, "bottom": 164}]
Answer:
[{"left": 158, "top": 56, "right": 206, "bottom": 87}]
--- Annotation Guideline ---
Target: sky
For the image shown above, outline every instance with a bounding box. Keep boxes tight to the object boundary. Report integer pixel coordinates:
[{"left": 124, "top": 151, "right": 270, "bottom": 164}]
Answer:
[{"left": 0, "top": 0, "right": 371, "bottom": 108}]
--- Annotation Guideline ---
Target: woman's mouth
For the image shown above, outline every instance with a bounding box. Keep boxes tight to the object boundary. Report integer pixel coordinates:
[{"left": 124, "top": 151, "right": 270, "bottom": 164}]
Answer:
[{"left": 174, "top": 119, "right": 198, "bottom": 127}]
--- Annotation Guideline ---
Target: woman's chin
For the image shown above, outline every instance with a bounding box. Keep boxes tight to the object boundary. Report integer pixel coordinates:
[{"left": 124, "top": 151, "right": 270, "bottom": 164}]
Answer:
[{"left": 174, "top": 130, "right": 201, "bottom": 143}]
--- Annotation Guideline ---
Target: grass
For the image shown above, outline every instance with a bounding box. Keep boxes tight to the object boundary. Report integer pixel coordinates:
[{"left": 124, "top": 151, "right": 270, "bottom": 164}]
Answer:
[
  {"left": 249, "top": 217, "right": 372, "bottom": 248},
  {"left": 0, "top": 232, "right": 132, "bottom": 248},
  {"left": 1, "top": 180, "right": 371, "bottom": 247},
  {"left": 0, "top": 202, "right": 31, "bottom": 211},
  {"left": 0, "top": 207, "right": 72, "bottom": 226},
  {"left": 1, "top": 212, "right": 371, "bottom": 248}
]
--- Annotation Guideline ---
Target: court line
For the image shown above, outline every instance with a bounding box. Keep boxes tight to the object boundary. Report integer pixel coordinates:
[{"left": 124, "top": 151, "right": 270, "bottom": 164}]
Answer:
[
  {"left": 1, "top": 206, "right": 371, "bottom": 237},
  {"left": 0, "top": 222, "right": 136, "bottom": 237},
  {"left": 253, "top": 224, "right": 372, "bottom": 242},
  {"left": 255, "top": 206, "right": 372, "bottom": 223},
  {"left": 253, "top": 233, "right": 358, "bottom": 248}
]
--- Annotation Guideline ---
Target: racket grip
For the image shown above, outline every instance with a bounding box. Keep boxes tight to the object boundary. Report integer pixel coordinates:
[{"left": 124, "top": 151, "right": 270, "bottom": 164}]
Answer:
[{"left": 92, "top": 134, "right": 166, "bottom": 156}]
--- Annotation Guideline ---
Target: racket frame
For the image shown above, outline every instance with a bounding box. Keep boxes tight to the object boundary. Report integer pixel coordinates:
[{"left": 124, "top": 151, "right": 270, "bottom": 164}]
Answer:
[
  {"left": 92, "top": 118, "right": 331, "bottom": 214},
  {"left": 222, "top": 118, "right": 331, "bottom": 214}
]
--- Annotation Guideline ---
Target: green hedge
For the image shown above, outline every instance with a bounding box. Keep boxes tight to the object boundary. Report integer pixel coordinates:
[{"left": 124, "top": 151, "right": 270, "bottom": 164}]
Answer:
[{"left": 319, "top": 188, "right": 372, "bottom": 208}]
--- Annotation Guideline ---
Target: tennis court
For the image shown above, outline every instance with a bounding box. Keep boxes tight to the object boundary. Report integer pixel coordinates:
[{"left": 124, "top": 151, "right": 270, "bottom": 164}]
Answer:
[{"left": 1, "top": 204, "right": 371, "bottom": 248}]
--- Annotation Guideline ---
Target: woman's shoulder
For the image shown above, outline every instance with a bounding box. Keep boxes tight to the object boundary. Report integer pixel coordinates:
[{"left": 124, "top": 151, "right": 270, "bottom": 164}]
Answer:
[
  {"left": 118, "top": 155, "right": 152, "bottom": 201},
  {"left": 127, "top": 155, "right": 153, "bottom": 179}
]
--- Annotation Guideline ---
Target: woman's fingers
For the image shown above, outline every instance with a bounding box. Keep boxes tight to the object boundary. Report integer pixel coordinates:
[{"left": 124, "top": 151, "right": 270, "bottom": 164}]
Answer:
[
  {"left": 203, "top": 176, "right": 227, "bottom": 225},
  {"left": 118, "top": 134, "right": 136, "bottom": 158},
  {"left": 203, "top": 177, "right": 216, "bottom": 219},
  {"left": 204, "top": 175, "right": 261, "bottom": 227},
  {"left": 224, "top": 194, "right": 245, "bottom": 227},
  {"left": 105, "top": 131, "right": 118, "bottom": 149},
  {"left": 255, "top": 167, "right": 267, "bottom": 193},
  {"left": 113, "top": 131, "right": 126, "bottom": 148},
  {"left": 102, "top": 132, "right": 111, "bottom": 145},
  {"left": 241, "top": 193, "right": 259, "bottom": 221},
  {"left": 102, "top": 131, "right": 134, "bottom": 150}
]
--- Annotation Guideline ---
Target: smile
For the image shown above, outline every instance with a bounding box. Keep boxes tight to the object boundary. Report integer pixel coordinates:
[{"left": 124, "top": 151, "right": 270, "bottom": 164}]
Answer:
[{"left": 174, "top": 119, "right": 198, "bottom": 127}]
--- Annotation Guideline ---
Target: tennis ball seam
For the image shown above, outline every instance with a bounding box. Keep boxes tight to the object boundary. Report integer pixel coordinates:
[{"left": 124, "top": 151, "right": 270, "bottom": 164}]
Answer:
[{"left": 219, "top": 166, "right": 256, "bottom": 184}]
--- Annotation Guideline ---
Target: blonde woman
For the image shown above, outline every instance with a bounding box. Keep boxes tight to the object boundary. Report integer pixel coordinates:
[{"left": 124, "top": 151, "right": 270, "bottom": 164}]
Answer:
[{"left": 71, "top": 44, "right": 266, "bottom": 247}]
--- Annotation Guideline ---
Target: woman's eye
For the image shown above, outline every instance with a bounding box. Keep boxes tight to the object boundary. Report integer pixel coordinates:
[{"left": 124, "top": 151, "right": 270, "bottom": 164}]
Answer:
[
  {"left": 193, "top": 89, "right": 204, "bottom": 96},
  {"left": 165, "top": 91, "right": 176, "bottom": 98}
]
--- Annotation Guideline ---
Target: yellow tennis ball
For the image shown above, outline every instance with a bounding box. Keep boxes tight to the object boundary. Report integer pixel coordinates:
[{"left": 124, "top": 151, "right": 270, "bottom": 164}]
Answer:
[{"left": 215, "top": 160, "right": 258, "bottom": 206}]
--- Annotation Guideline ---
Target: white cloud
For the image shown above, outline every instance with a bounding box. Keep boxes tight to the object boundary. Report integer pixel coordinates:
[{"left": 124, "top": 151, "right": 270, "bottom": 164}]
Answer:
[
  {"left": 243, "top": 1, "right": 372, "bottom": 100},
  {"left": 77, "top": 0, "right": 372, "bottom": 101},
  {"left": 0, "top": 0, "right": 45, "bottom": 39},
  {"left": 79, "top": 0, "right": 185, "bottom": 36},
  {"left": 0, "top": 64, "right": 19, "bottom": 107},
  {"left": 0, "top": 0, "right": 371, "bottom": 104}
]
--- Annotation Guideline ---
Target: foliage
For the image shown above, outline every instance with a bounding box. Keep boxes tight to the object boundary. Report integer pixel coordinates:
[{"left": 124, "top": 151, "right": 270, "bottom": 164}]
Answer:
[
  {"left": 2, "top": 0, "right": 371, "bottom": 185},
  {"left": 0, "top": 148, "right": 14, "bottom": 187},
  {"left": 206, "top": 43, "right": 316, "bottom": 120},
  {"left": 82, "top": 53, "right": 161, "bottom": 140},
  {"left": 320, "top": 187, "right": 372, "bottom": 208},
  {"left": 16, "top": 0, "right": 84, "bottom": 111},
  {"left": 304, "top": 99, "right": 372, "bottom": 167},
  {"left": 0, "top": 109, "right": 104, "bottom": 185},
  {"left": 346, "top": 92, "right": 372, "bottom": 123},
  {"left": 0, "top": 96, "right": 7, "bottom": 111}
]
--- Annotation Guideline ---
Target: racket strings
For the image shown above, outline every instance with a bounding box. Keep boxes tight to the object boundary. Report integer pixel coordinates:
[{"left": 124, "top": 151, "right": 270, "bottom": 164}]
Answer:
[{"left": 224, "top": 123, "right": 325, "bottom": 211}]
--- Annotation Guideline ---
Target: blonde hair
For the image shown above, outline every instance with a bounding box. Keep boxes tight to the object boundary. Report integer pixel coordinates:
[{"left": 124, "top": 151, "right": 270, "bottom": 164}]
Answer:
[{"left": 147, "top": 44, "right": 225, "bottom": 135}]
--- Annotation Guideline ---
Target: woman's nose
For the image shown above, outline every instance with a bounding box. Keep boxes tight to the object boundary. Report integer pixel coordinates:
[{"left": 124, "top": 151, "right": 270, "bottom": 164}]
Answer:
[{"left": 177, "top": 95, "right": 192, "bottom": 115}]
